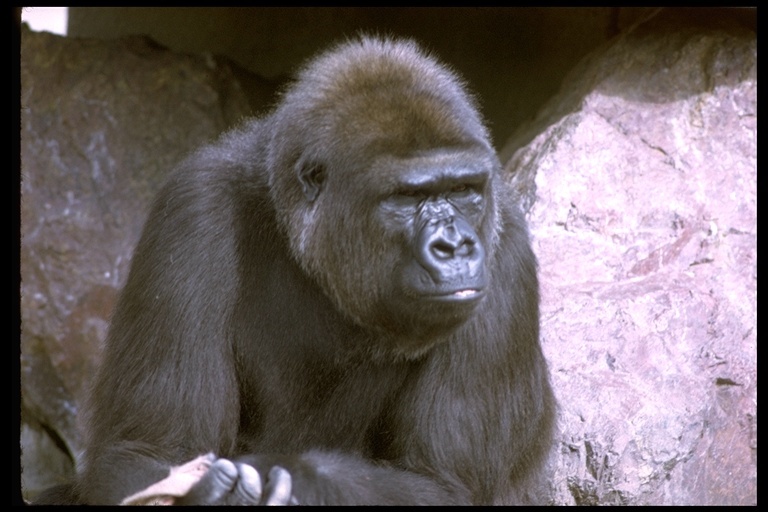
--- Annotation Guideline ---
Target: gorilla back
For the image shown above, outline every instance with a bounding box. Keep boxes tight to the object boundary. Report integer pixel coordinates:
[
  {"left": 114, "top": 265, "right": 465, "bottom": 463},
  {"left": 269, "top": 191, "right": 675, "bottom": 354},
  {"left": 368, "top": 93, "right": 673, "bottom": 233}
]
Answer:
[{"left": 69, "top": 36, "right": 555, "bottom": 505}]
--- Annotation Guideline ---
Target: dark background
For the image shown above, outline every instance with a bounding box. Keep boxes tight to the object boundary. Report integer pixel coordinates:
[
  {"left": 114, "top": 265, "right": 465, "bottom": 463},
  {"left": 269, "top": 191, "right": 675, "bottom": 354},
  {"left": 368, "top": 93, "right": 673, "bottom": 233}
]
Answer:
[{"left": 63, "top": 7, "right": 655, "bottom": 147}]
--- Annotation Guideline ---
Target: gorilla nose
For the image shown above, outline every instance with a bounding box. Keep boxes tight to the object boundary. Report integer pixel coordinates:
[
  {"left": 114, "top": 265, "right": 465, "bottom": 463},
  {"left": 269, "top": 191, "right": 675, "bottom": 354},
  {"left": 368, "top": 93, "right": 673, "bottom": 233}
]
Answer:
[
  {"left": 429, "top": 223, "right": 474, "bottom": 260},
  {"left": 417, "top": 217, "right": 485, "bottom": 283}
]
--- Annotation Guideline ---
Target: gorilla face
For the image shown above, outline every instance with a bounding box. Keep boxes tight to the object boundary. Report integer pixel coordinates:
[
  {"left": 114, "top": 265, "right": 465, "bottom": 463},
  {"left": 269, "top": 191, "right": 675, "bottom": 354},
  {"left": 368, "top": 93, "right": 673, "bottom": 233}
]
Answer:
[
  {"left": 293, "top": 141, "right": 500, "bottom": 351},
  {"left": 374, "top": 153, "right": 492, "bottom": 336},
  {"left": 296, "top": 152, "right": 498, "bottom": 354}
]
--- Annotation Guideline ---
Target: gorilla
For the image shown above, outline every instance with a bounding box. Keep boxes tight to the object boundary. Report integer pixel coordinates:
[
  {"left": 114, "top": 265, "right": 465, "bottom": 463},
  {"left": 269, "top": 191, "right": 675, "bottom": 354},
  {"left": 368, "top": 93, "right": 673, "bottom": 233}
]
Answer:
[{"left": 43, "top": 36, "right": 555, "bottom": 505}]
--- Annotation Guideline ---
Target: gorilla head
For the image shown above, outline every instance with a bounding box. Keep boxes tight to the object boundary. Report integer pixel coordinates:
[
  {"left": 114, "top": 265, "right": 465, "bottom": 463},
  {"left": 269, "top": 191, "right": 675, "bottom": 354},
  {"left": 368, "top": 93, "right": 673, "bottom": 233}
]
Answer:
[{"left": 268, "top": 38, "right": 502, "bottom": 352}]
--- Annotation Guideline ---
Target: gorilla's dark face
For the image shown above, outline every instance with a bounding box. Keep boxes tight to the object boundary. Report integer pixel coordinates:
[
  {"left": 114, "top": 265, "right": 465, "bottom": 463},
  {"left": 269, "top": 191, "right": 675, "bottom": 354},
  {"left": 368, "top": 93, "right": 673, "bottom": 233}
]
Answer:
[
  {"left": 269, "top": 39, "right": 501, "bottom": 354},
  {"left": 373, "top": 151, "right": 493, "bottom": 338}
]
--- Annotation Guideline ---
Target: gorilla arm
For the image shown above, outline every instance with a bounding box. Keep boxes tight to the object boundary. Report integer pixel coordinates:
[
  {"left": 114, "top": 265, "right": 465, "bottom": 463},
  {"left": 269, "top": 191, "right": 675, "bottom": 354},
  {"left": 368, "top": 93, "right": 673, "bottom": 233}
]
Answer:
[{"left": 77, "top": 161, "right": 245, "bottom": 505}]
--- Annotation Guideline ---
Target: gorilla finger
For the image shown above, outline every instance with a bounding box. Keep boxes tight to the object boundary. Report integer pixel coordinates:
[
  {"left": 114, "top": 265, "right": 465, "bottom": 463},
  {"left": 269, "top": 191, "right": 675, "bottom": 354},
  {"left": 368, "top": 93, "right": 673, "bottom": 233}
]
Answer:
[
  {"left": 177, "top": 458, "right": 238, "bottom": 505},
  {"left": 263, "top": 466, "right": 293, "bottom": 506},
  {"left": 226, "top": 463, "right": 263, "bottom": 505}
]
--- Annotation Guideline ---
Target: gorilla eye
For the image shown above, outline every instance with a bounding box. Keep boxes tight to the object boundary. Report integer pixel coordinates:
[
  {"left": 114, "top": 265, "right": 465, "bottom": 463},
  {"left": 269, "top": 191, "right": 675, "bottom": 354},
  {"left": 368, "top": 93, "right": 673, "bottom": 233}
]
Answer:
[
  {"left": 396, "top": 188, "right": 424, "bottom": 198},
  {"left": 449, "top": 184, "right": 479, "bottom": 198}
]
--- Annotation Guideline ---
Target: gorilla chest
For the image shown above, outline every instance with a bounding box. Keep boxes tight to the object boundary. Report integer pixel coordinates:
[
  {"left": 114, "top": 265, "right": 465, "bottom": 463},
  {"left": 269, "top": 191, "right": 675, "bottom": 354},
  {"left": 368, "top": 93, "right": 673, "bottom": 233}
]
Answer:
[{"left": 236, "top": 349, "right": 412, "bottom": 453}]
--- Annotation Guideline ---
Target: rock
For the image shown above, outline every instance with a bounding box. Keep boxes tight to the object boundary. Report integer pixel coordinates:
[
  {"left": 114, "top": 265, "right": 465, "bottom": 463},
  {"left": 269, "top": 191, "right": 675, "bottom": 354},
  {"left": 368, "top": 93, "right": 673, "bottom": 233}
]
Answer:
[
  {"left": 502, "top": 8, "right": 756, "bottom": 505},
  {"left": 20, "top": 26, "right": 258, "bottom": 501}
]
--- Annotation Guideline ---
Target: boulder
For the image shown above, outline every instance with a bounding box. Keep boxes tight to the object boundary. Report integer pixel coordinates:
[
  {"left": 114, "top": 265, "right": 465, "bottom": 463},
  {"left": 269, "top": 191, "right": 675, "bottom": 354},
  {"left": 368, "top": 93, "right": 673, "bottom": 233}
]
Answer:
[{"left": 503, "top": 8, "right": 756, "bottom": 505}]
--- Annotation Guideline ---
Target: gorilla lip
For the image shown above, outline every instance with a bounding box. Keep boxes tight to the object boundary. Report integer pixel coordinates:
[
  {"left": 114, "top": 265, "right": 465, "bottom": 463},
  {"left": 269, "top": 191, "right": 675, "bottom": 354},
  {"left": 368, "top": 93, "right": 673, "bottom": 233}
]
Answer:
[{"left": 429, "top": 288, "right": 485, "bottom": 303}]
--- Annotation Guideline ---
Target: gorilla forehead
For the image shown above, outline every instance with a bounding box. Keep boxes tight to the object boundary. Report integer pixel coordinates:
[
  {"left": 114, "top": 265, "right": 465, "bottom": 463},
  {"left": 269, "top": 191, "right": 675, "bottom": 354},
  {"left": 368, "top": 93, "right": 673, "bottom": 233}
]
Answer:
[
  {"left": 368, "top": 149, "right": 498, "bottom": 194},
  {"left": 276, "top": 37, "right": 491, "bottom": 157}
]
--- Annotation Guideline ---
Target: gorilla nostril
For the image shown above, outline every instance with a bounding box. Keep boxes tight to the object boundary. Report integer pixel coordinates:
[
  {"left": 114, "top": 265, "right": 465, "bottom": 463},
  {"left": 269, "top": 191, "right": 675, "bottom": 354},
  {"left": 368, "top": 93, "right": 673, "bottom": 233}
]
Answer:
[
  {"left": 454, "top": 241, "right": 473, "bottom": 257},
  {"left": 431, "top": 239, "right": 474, "bottom": 259},
  {"left": 431, "top": 241, "right": 455, "bottom": 259}
]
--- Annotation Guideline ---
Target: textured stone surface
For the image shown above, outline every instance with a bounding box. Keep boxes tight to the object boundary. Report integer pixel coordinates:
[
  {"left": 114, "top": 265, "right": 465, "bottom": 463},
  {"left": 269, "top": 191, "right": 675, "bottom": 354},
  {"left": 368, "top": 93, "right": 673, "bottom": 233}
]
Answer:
[
  {"left": 503, "top": 9, "right": 756, "bottom": 505},
  {"left": 20, "top": 27, "right": 257, "bottom": 500}
]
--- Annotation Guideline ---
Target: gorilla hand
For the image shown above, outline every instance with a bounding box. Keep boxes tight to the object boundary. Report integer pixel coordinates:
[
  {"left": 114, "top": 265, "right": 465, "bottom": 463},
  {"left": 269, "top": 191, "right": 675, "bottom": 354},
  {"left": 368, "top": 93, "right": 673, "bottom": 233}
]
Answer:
[{"left": 175, "top": 458, "right": 295, "bottom": 505}]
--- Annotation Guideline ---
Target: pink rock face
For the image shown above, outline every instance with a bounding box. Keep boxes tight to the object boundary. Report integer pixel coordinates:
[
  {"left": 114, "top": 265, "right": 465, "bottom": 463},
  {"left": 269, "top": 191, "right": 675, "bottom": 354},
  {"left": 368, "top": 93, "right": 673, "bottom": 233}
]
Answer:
[{"left": 503, "top": 9, "right": 756, "bottom": 506}]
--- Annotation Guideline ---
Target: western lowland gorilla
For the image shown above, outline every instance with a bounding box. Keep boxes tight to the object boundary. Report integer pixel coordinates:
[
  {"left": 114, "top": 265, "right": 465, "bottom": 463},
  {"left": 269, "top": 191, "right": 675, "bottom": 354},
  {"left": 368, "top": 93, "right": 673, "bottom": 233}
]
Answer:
[{"left": 43, "top": 36, "right": 556, "bottom": 505}]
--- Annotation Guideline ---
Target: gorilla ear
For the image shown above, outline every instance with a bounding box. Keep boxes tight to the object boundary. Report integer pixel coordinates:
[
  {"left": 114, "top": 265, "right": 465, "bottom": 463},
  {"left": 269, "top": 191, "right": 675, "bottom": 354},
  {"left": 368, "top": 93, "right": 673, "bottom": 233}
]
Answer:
[{"left": 297, "top": 161, "right": 326, "bottom": 202}]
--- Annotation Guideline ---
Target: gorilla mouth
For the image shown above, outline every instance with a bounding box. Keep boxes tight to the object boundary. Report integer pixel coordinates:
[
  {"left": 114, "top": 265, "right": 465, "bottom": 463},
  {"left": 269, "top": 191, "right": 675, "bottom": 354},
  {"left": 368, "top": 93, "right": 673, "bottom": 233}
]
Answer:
[
  {"left": 429, "top": 288, "right": 485, "bottom": 303},
  {"left": 453, "top": 289, "right": 480, "bottom": 298}
]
